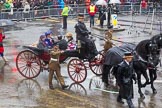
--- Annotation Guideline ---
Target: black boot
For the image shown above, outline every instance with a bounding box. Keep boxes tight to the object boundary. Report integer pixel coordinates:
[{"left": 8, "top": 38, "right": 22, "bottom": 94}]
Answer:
[
  {"left": 117, "top": 95, "right": 124, "bottom": 104},
  {"left": 49, "top": 85, "right": 54, "bottom": 90},
  {"left": 104, "top": 82, "right": 109, "bottom": 88},
  {"left": 127, "top": 99, "right": 134, "bottom": 108},
  {"left": 62, "top": 85, "right": 69, "bottom": 90}
]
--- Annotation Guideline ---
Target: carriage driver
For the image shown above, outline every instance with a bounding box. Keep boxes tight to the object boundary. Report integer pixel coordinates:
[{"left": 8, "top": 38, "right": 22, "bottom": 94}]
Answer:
[
  {"left": 74, "top": 13, "right": 98, "bottom": 61},
  {"left": 48, "top": 44, "right": 69, "bottom": 90},
  {"left": 116, "top": 52, "right": 137, "bottom": 108}
]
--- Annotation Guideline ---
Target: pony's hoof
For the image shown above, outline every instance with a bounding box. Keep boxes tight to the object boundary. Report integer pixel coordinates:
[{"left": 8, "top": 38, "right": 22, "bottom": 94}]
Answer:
[
  {"left": 147, "top": 81, "right": 151, "bottom": 84},
  {"left": 140, "top": 94, "right": 145, "bottom": 99},
  {"left": 141, "top": 84, "right": 146, "bottom": 88},
  {"left": 153, "top": 89, "right": 157, "bottom": 94}
]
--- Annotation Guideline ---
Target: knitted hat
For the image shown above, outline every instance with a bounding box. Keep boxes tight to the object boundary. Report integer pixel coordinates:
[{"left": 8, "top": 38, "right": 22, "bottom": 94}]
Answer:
[{"left": 66, "top": 32, "right": 73, "bottom": 37}]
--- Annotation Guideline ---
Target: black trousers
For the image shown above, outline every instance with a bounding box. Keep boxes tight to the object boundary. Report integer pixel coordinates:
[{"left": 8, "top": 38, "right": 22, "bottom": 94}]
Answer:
[
  {"left": 107, "top": 11, "right": 111, "bottom": 27},
  {"left": 63, "top": 16, "right": 67, "bottom": 29},
  {"left": 100, "top": 19, "right": 104, "bottom": 28}
]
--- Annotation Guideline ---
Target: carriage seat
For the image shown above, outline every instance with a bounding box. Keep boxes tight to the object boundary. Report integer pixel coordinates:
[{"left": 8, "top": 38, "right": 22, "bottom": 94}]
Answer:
[
  {"left": 23, "top": 46, "right": 48, "bottom": 55},
  {"left": 76, "top": 40, "right": 98, "bottom": 61}
]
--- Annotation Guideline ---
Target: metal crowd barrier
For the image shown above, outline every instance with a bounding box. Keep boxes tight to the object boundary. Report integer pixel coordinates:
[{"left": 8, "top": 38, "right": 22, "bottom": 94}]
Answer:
[{"left": 0, "top": 4, "right": 161, "bottom": 21}]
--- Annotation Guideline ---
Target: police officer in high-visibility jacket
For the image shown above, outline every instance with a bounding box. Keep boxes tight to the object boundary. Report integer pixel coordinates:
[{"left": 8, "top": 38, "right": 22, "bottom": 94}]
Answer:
[
  {"left": 87, "top": 2, "right": 97, "bottom": 27},
  {"left": 61, "top": 4, "right": 69, "bottom": 29}
]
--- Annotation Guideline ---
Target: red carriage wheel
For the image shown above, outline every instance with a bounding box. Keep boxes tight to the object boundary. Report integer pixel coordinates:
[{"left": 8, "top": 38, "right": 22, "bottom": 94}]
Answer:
[
  {"left": 16, "top": 50, "right": 41, "bottom": 79},
  {"left": 68, "top": 59, "right": 87, "bottom": 83},
  {"left": 89, "top": 52, "right": 104, "bottom": 76}
]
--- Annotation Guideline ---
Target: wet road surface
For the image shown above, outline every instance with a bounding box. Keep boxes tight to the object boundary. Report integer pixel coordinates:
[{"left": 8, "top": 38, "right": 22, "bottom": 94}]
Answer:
[{"left": 1, "top": 15, "right": 162, "bottom": 108}]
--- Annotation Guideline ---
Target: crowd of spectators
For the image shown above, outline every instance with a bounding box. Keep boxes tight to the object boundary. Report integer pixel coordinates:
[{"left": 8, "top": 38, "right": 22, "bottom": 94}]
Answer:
[
  {"left": 0, "top": 0, "right": 160, "bottom": 17},
  {"left": 0, "top": 0, "right": 85, "bottom": 12}
]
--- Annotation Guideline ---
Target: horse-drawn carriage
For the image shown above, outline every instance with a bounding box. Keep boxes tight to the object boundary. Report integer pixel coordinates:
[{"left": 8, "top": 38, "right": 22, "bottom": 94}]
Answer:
[{"left": 16, "top": 43, "right": 104, "bottom": 83}]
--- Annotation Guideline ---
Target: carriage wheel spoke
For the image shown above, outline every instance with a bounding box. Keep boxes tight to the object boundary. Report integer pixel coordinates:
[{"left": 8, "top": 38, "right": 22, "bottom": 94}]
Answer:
[
  {"left": 78, "top": 73, "right": 83, "bottom": 81},
  {"left": 18, "top": 61, "right": 27, "bottom": 64},
  {"left": 29, "top": 67, "right": 35, "bottom": 77},
  {"left": 31, "top": 64, "right": 39, "bottom": 70},
  {"left": 98, "top": 66, "right": 102, "bottom": 74},
  {"left": 69, "top": 70, "right": 75, "bottom": 73},
  {"left": 79, "top": 71, "right": 85, "bottom": 78},
  {"left": 77, "top": 74, "right": 81, "bottom": 82},
  {"left": 31, "top": 66, "right": 39, "bottom": 75},
  {"left": 21, "top": 66, "right": 27, "bottom": 73},
  {"left": 24, "top": 53, "right": 29, "bottom": 60},
  {"left": 93, "top": 66, "right": 97, "bottom": 72},
  {"left": 28, "top": 67, "right": 31, "bottom": 77},
  {"left": 27, "top": 53, "right": 30, "bottom": 60},
  {"left": 18, "top": 57, "right": 27, "bottom": 62},
  {"left": 96, "top": 66, "right": 99, "bottom": 73},
  {"left": 24, "top": 67, "right": 29, "bottom": 76},
  {"left": 19, "top": 65, "right": 27, "bottom": 70},
  {"left": 70, "top": 71, "right": 76, "bottom": 77},
  {"left": 31, "top": 67, "right": 38, "bottom": 75},
  {"left": 73, "top": 74, "right": 77, "bottom": 81},
  {"left": 69, "top": 65, "right": 75, "bottom": 69},
  {"left": 31, "top": 68, "right": 36, "bottom": 77},
  {"left": 31, "top": 63, "right": 40, "bottom": 68}
]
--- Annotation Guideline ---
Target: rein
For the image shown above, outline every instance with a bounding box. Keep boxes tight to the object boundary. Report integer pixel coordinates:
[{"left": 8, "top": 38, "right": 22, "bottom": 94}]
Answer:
[{"left": 92, "top": 33, "right": 136, "bottom": 45}]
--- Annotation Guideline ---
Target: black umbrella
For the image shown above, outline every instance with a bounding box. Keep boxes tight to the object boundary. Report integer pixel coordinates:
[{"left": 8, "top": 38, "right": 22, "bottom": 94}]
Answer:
[{"left": 0, "top": 19, "right": 14, "bottom": 27}]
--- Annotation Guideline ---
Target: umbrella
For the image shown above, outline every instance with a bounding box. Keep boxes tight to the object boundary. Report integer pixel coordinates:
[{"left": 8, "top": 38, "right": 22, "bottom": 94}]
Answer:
[
  {"left": 95, "top": 0, "right": 107, "bottom": 5},
  {"left": 0, "top": 19, "right": 15, "bottom": 27},
  {"left": 109, "top": 0, "right": 121, "bottom": 4}
]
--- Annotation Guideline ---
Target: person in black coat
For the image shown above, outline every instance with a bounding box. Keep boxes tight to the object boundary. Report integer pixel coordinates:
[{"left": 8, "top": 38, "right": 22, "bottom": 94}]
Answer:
[
  {"left": 74, "top": 13, "right": 98, "bottom": 61},
  {"left": 116, "top": 52, "right": 136, "bottom": 108},
  {"left": 57, "top": 35, "right": 68, "bottom": 50},
  {"left": 98, "top": 5, "right": 106, "bottom": 28}
]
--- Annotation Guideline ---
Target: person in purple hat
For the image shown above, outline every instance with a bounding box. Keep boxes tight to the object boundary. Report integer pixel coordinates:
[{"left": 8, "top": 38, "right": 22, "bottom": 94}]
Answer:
[
  {"left": 44, "top": 30, "right": 55, "bottom": 49},
  {"left": 37, "top": 35, "right": 48, "bottom": 52}
]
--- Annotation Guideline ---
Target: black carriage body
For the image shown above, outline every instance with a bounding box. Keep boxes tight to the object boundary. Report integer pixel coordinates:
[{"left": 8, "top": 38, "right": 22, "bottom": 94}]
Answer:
[{"left": 23, "top": 46, "right": 51, "bottom": 63}]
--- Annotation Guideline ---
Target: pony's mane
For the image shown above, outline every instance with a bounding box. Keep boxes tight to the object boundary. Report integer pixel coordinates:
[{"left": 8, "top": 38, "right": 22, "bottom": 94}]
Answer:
[{"left": 150, "top": 34, "right": 161, "bottom": 43}]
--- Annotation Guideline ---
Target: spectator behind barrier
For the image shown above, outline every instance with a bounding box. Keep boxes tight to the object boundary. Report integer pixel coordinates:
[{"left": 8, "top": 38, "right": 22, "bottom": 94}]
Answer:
[
  {"left": 4, "top": 1, "right": 11, "bottom": 12},
  {"left": 23, "top": 1, "right": 30, "bottom": 13}
]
